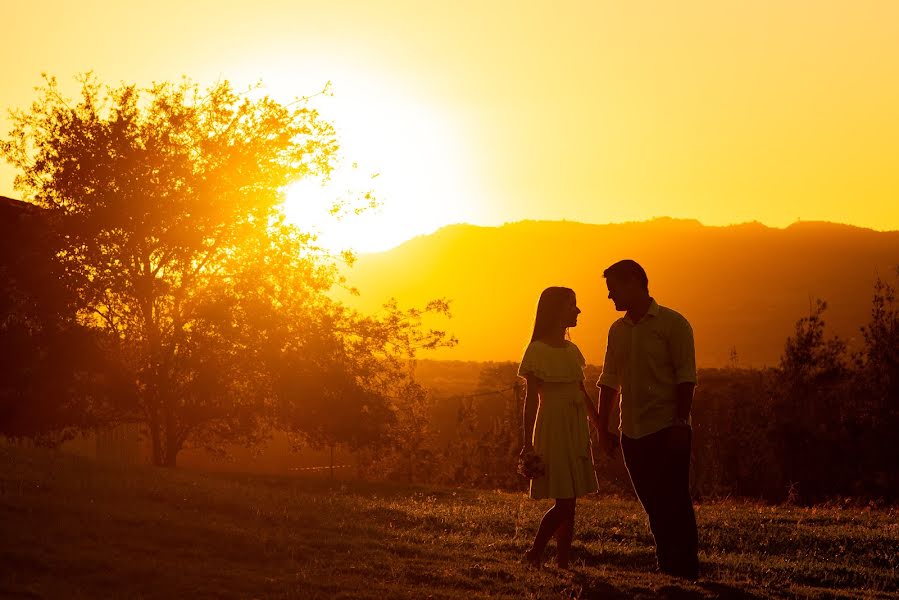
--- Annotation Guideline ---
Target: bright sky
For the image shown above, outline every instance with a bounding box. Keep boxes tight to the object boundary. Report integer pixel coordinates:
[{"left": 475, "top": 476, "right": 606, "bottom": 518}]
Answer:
[{"left": 3, "top": 1, "right": 899, "bottom": 252}]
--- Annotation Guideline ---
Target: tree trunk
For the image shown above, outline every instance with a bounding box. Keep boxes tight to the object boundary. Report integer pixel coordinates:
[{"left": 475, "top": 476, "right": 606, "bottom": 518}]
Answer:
[
  {"left": 148, "top": 406, "right": 164, "bottom": 467},
  {"left": 147, "top": 401, "right": 181, "bottom": 468},
  {"left": 155, "top": 397, "right": 185, "bottom": 468},
  {"left": 163, "top": 443, "right": 179, "bottom": 468},
  {"left": 163, "top": 403, "right": 179, "bottom": 468}
]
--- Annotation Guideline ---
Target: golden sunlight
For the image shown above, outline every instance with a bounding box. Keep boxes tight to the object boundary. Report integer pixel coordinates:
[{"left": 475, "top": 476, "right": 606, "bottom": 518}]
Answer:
[
  {"left": 281, "top": 170, "right": 385, "bottom": 254},
  {"left": 277, "top": 71, "right": 481, "bottom": 254},
  {"left": 4, "top": 4, "right": 899, "bottom": 598}
]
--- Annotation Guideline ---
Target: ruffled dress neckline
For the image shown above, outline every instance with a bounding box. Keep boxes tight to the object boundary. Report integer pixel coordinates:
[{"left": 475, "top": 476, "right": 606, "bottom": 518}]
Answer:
[{"left": 517, "top": 340, "right": 586, "bottom": 383}]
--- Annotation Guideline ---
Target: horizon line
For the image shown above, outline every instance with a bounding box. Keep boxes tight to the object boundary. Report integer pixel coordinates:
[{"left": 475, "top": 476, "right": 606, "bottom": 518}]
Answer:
[{"left": 355, "top": 215, "right": 899, "bottom": 255}]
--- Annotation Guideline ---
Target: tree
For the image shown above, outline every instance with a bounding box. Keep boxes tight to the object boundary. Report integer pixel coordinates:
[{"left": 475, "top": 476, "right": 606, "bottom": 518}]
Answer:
[
  {"left": 358, "top": 379, "right": 438, "bottom": 484},
  {"left": 1, "top": 73, "right": 351, "bottom": 466},
  {"left": 774, "top": 299, "right": 850, "bottom": 502},
  {"left": 851, "top": 269, "right": 899, "bottom": 498},
  {"left": 857, "top": 269, "right": 899, "bottom": 416},
  {"left": 0, "top": 197, "right": 129, "bottom": 442},
  {"left": 473, "top": 362, "right": 523, "bottom": 488},
  {"left": 431, "top": 362, "right": 524, "bottom": 489},
  {"left": 442, "top": 395, "right": 481, "bottom": 485},
  {"left": 276, "top": 298, "right": 457, "bottom": 478},
  {"left": 779, "top": 299, "right": 848, "bottom": 420}
]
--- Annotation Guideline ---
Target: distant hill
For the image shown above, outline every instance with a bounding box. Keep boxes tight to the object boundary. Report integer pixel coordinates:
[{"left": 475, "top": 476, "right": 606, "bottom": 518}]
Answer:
[{"left": 339, "top": 218, "right": 899, "bottom": 367}]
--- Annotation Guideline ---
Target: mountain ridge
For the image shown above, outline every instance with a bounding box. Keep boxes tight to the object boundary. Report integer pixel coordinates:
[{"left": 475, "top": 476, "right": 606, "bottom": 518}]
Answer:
[
  {"left": 341, "top": 217, "right": 899, "bottom": 367},
  {"left": 371, "top": 217, "right": 895, "bottom": 256}
]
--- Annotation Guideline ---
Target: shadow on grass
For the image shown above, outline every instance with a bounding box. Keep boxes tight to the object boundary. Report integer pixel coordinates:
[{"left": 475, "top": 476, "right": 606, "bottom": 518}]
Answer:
[
  {"left": 567, "top": 570, "right": 641, "bottom": 599},
  {"left": 578, "top": 546, "right": 658, "bottom": 573},
  {"left": 698, "top": 581, "right": 762, "bottom": 599},
  {"left": 651, "top": 582, "right": 763, "bottom": 600},
  {"left": 570, "top": 548, "right": 765, "bottom": 599},
  {"left": 649, "top": 582, "right": 764, "bottom": 599},
  {"left": 359, "top": 506, "right": 418, "bottom": 529}
]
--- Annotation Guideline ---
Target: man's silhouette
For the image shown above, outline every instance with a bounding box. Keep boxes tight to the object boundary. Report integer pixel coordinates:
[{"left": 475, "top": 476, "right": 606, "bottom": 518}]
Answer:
[{"left": 594, "top": 260, "right": 699, "bottom": 579}]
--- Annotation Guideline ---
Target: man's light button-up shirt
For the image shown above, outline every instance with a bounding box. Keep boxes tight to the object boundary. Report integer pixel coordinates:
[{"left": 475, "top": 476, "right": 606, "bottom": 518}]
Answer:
[{"left": 596, "top": 299, "right": 697, "bottom": 439}]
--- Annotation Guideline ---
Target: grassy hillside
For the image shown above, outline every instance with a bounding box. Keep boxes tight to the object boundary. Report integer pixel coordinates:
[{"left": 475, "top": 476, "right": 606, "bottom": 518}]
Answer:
[{"left": 2, "top": 446, "right": 897, "bottom": 599}]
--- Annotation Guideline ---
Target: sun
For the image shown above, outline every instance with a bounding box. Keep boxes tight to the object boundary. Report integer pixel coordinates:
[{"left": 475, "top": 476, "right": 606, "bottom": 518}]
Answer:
[
  {"left": 258, "top": 61, "right": 486, "bottom": 254},
  {"left": 280, "top": 168, "right": 390, "bottom": 254}
]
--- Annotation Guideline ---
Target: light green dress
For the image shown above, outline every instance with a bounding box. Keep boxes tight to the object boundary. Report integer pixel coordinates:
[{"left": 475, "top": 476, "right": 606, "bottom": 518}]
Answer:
[{"left": 518, "top": 340, "right": 598, "bottom": 500}]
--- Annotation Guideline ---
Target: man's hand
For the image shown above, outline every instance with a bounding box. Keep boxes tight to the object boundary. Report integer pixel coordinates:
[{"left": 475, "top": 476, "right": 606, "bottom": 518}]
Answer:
[
  {"left": 588, "top": 412, "right": 604, "bottom": 433},
  {"left": 595, "top": 429, "right": 619, "bottom": 457}
]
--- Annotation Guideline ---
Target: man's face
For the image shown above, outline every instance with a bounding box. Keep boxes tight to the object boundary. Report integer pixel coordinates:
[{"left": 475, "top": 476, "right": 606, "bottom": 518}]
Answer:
[{"left": 606, "top": 276, "right": 635, "bottom": 312}]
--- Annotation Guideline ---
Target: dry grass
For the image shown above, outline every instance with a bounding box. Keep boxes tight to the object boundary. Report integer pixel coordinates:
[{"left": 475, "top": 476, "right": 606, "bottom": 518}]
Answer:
[{"left": 1, "top": 446, "right": 897, "bottom": 599}]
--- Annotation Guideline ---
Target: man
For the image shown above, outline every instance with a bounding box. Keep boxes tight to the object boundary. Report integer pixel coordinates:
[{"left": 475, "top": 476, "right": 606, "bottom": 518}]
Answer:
[{"left": 594, "top": 259, "right": 699, "bottom": 579}]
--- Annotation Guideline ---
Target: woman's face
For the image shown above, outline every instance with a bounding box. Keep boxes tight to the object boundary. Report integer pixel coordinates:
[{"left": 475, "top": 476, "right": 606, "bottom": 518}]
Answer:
[{"left": 561, "top": 293, "right": 581, "bottom": 328}]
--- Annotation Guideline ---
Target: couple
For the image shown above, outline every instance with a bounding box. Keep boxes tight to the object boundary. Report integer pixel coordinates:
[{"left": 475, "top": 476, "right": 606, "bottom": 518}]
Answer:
[{"left": 518, "top": 259, "right": 699, "bottom": 579}]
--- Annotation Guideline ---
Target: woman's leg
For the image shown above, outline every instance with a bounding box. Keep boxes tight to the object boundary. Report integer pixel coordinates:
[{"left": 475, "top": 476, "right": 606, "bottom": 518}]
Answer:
[
  {"left": 526, "top": 498, "right": 575, "bottom": 566},
  {"left": 553, "top": 498, "right": 576, "bottom": 568}
]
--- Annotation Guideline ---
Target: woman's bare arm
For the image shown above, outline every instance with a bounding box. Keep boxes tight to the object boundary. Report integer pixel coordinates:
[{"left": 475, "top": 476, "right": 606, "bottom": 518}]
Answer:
[{"left": 521, "top": 374, "right": 541, "bottom": 450}]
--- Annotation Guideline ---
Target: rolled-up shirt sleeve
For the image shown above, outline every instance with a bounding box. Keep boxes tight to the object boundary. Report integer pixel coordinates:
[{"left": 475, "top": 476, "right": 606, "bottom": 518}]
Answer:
[
  {"left": 596, "top": 329, "right": 620, "bottom": 390},
  {"left": 670, "top": 316, "right": 698, "bottom": 384}
]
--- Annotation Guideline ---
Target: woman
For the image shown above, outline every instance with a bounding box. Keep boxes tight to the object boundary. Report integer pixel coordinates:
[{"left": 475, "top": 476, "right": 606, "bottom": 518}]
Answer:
[{"left": 518, "top": 286, "right": 602, "bottom": 569}]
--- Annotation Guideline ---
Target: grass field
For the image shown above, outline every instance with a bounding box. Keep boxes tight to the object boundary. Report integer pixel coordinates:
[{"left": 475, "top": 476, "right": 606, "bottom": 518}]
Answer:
[{"left": 1, "top": 446, "right": 897, "bottom": 599}]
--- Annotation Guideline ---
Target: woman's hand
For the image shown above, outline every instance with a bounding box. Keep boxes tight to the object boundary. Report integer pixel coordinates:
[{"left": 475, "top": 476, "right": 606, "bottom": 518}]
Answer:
[{"left": 582, "top": 384, "right": 604, "bottom": 430}]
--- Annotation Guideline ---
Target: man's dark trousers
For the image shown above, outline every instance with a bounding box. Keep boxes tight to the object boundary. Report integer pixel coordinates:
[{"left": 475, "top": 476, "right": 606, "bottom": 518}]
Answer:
[{"left": 621, "top": 427, "right": 699, "bottom": 578}]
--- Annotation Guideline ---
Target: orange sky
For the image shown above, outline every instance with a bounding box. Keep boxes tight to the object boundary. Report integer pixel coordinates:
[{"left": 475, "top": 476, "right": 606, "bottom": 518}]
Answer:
[{"left": 3, "top": 1, "right": 899, "bottom": 252}]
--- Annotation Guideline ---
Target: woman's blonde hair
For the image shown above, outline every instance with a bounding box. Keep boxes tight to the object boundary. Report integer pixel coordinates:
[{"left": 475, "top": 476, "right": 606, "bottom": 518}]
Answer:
[{"left": 530, "top": 286, "right": 575, "bottom": 342}]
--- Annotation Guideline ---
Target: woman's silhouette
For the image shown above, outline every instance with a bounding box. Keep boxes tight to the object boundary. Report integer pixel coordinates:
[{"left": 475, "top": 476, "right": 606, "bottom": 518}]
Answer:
[{"left": 518, "top": 286, "right": 602, "bottom": 568}]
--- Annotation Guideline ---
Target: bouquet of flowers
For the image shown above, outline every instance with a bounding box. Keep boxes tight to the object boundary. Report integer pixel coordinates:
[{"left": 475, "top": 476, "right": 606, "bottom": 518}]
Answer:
[{"left": 517, "top": 448, "right": 546, "bottom": 479}]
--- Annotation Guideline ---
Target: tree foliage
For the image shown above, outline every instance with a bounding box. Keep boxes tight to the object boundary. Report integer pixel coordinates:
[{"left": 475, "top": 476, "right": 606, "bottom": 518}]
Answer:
[
  {"left": 1, "top": 73, "right": 455, "bottom": 465},
  {"left": 458, "top": 280, "right": 899, "bottom": 503},
  {"left": 856, "top": 269, "right": 899, "bottom": 414},
  {"left": 0, "top": 198, "right": 125, "bottom": 441}
]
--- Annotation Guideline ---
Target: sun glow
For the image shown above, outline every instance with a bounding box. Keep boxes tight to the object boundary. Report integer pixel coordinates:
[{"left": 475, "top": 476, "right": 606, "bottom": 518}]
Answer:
[
  {"left": 273, "top": 66, "right": 482, "bottom": 255},
  {"left": 280, "top": 169, "right": 383, "bottom": 254}
]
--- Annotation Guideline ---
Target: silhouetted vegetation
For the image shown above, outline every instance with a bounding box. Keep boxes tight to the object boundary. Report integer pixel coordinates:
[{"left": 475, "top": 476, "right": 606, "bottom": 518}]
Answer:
[
  {"left": 0, "top": 197, "right": 125, "bottom": 443},
  {"left": 1, "top": 75, "right": 897, "bottom": 504},
  {"left": 0, "top": 74, "right": 455, "bottom": 466},
  {"left": 416, "top": 272, "right": 899, "bottom": 505},
  {"left": 695, "top": 271, "right": 899, "bottom": 504},
  {"left": 344, "top": 219, "right": 899, "bottom": 367}
]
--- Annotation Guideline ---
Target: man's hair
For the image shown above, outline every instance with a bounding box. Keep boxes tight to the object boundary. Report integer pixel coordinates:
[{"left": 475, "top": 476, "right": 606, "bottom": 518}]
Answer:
[{"left": 603, "top": 259, "right": 648, "bottom": 291}]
